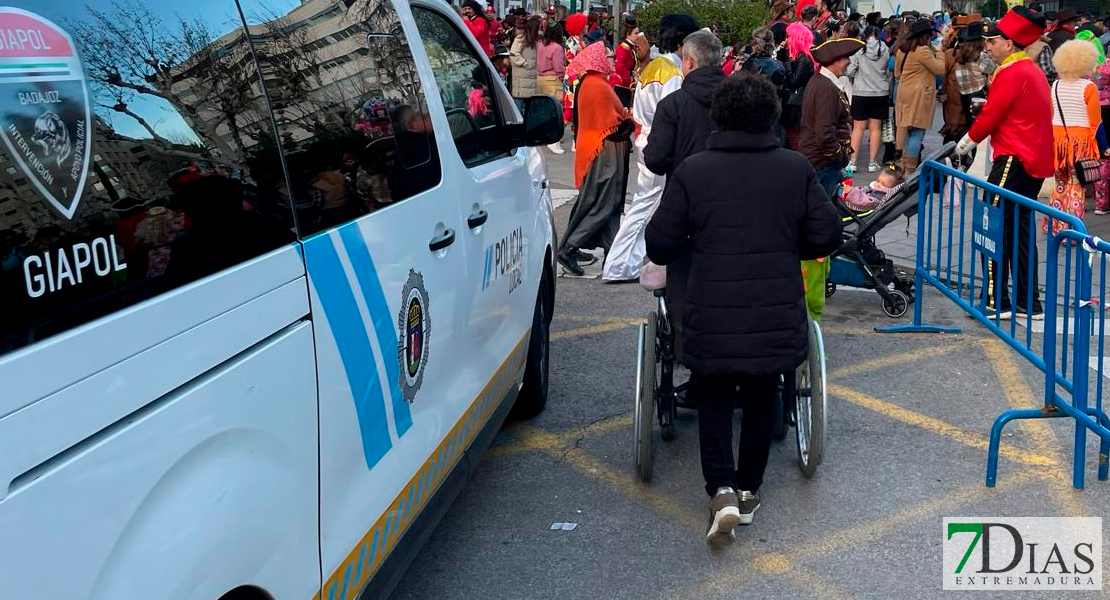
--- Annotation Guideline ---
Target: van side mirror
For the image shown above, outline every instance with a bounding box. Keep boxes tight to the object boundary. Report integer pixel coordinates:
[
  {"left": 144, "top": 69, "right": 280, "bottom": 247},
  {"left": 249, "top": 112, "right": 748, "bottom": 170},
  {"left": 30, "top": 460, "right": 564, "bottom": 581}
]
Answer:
[
  {"left": 517, "top": 95, "right": 564, "bottom": 146},
  {"left": 481, "top": 96, "right": 564, "bottom": 151}
]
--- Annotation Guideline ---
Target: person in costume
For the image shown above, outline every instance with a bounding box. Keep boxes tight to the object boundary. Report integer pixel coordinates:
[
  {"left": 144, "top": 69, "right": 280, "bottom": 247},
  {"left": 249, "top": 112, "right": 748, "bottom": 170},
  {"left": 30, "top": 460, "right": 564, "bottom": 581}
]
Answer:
[
  {"left": 610, "top": 15, "right": 640, "bottom": 107},
  {"left": 602, "top": 14, "right": 699, "bottom": 283},
  {"left": 955, "top": 6, "right": 1054, "bottom": 320},
  {"left": 557, "top": 42, "right": 634, "bottom": 276},
  {"left": 798, "top": 37, "right": 862, "bottom": 326},
  {"left": 1077, "top": 28, "right": 1110, "bottom": 214},
  {"left": 461, "top": 0, "right": 493, "bottom": 57},
  {"left": 893, "top": 18, "right": 945, "bottom": 173},
  {"left": 1044, "top": 40, "right": 1107, "bottom": 234},
  {"left": 800, "top": 37, "right": 864, "bottom": 198},
  {"left": 562, "top": 12, "right": 589, "bottom": 142}
]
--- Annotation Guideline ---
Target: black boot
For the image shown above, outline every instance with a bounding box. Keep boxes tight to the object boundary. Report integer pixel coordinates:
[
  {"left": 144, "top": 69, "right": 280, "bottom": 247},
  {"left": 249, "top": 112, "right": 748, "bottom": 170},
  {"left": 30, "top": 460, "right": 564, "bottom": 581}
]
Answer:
[{"left": 557, "top": 248, "right": 585, "bottom": 276}]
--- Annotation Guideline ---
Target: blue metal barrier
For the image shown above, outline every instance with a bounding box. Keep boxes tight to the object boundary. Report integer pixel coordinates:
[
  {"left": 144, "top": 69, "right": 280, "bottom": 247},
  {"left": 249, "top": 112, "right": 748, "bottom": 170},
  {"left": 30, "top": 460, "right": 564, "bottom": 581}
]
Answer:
[{"left": 876, "top": 157, "right": 1110, "bottom": 489}]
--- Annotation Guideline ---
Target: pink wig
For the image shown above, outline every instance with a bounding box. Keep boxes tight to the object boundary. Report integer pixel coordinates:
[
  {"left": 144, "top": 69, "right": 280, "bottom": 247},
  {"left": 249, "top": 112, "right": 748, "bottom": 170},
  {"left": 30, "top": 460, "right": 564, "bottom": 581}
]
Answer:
[{"left": 786, "top": 22, "right": 814, "bottom": 62}]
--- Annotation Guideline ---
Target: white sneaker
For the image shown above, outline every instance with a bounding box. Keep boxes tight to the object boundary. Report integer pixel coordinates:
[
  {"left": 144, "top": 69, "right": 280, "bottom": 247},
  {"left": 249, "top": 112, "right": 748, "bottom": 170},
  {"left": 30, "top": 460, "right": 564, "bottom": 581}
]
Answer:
[
  {"left": 867, "top": 161, "right": 881, "bottom": 172},
  {"left": 547, "top": 142, "right": 565, "bottom": 155},
  {"left": 847, "top": 159, "right": 857, "bottom": 172}
]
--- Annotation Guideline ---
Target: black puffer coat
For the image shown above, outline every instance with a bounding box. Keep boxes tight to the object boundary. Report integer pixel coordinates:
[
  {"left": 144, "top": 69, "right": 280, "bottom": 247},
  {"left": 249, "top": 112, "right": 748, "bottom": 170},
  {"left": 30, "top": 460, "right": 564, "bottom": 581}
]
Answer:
[{"left": 644, "top": 130, "right": 843, "bottom": 376}]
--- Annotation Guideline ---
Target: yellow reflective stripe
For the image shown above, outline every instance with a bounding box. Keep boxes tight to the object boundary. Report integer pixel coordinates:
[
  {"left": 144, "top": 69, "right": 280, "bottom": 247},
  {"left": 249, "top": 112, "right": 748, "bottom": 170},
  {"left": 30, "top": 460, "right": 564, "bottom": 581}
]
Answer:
[{"left": 316, "top": 333, "right": 530, "bottom": 600}]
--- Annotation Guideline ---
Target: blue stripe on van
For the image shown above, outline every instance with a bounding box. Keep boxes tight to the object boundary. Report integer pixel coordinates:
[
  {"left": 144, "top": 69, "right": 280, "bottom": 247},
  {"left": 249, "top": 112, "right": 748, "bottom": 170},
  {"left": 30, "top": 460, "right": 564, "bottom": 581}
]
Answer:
[
  {"left": 338, "top": 562, "right": 352, "bottom": 600},
  {"left": 337, "top": 222, "right": 413, "bottom": 437},
  {"left": 303, "top": 235, "right": 392, "bottom": 469}
]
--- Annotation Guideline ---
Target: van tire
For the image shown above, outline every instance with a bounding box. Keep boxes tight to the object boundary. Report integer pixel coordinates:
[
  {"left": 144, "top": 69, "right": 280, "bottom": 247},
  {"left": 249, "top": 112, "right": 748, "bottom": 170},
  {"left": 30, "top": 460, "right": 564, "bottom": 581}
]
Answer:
[{"left": 513, "top": 274, "right": 551, "bottom": 418}]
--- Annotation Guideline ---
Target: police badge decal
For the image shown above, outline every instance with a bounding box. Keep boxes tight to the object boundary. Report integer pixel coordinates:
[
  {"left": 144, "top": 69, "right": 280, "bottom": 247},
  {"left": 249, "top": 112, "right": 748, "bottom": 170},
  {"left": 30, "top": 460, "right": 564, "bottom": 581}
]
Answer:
[
  {"left": 397, "top": 269, "right": 430, "bottom": 404},
  {"left": 0, "top": 8, "right": 92, "bottom": 219}
]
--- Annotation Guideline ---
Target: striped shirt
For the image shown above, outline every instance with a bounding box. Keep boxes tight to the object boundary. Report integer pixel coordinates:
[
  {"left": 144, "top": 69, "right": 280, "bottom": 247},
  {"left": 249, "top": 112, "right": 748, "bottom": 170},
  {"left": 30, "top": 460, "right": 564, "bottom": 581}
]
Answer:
[{"left": 1052, "top": 79, "right": 1096, "bottom": 128}]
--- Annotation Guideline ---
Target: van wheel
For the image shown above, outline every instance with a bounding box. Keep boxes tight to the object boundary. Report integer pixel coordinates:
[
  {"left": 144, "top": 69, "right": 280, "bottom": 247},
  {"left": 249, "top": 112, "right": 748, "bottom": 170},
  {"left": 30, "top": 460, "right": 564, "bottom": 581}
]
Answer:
[{"left": 513, "top": 274, "right": 551, "bottom": 418}]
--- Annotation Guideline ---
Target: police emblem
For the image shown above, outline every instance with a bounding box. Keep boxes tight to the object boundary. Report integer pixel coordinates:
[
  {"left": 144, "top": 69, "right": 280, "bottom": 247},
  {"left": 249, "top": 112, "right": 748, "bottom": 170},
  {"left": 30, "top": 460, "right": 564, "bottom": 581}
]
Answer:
[
  {"left": 397, "top": 269, "right": 430, "bottom": 403},
  {"left": 0, "top": 8, "right": 92, "bottom": 219}
]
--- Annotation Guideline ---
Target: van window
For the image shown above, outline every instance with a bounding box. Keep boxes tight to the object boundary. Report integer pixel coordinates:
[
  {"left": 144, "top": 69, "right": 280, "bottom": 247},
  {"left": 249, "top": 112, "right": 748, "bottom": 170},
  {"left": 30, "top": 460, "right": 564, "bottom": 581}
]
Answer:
[
  {"left": 411, "top": 8, "right": 508, "bottom": 168},
  {"left": 0, "top": 0, "right": 296, "bottom": 358},
  {"left": 237, "top": 0, "right": 443, "bottom": 237}
]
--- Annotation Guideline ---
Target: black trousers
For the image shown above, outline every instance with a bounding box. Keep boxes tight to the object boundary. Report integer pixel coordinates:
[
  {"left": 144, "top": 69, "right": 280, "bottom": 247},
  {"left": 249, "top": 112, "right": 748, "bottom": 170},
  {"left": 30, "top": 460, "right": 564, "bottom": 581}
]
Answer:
[
  {"left": 982, "top": 155, "right": 1044, "bottom": 312},
  {"left": 696, "top": 372, "right": 779, "bottom": 497}
]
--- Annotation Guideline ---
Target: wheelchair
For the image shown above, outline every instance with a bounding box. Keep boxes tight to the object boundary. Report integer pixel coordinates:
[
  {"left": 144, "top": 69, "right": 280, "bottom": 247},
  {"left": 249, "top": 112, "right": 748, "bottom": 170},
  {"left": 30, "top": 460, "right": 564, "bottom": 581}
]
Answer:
[{"left": 633, "top": 289, "right": 827, "bottom": 482}]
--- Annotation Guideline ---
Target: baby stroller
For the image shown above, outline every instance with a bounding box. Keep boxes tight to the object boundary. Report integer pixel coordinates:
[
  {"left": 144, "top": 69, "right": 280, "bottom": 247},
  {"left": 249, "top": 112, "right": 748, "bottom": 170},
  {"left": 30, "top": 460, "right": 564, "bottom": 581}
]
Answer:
[{"left": 824, "top": 142, "right": 958, "bottom": 317}]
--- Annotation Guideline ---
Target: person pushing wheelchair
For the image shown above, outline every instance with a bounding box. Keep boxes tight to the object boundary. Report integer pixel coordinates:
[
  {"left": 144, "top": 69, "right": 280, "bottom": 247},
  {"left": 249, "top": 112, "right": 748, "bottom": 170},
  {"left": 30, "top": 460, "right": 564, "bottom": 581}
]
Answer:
[{"left": 645, "top": 71, "right": 843, "bottom": 545}]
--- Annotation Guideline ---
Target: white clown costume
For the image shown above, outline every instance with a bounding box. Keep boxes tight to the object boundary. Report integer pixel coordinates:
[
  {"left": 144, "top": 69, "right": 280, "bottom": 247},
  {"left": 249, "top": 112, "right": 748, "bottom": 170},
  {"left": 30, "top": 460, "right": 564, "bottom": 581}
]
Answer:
[{"left": 601, "top": 53, "right": 684, "bottom": 281}]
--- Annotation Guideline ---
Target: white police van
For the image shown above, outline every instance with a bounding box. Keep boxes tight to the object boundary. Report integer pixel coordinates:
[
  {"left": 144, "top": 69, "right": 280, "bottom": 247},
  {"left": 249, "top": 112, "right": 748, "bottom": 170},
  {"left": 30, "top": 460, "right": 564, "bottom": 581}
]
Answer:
[{"left": 0, "top": 0, "right": 561, "bottom": 598}]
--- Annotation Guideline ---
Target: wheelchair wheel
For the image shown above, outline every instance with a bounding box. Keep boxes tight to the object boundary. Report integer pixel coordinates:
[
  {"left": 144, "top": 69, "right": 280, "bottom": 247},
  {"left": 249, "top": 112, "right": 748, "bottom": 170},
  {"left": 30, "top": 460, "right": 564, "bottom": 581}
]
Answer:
[
  {"left": 634, "top": 315, "right": 656, "bottom": 482},
  {"left": 794, "top": 319, "right": 826, "bottom": 478}
]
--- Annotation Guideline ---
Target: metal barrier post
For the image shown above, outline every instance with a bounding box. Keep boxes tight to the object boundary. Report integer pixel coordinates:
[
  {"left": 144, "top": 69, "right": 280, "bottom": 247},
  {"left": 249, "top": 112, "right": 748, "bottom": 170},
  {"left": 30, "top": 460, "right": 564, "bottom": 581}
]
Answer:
[{"left": 876, "top": 158, "right": 1110, "bottom": 488}]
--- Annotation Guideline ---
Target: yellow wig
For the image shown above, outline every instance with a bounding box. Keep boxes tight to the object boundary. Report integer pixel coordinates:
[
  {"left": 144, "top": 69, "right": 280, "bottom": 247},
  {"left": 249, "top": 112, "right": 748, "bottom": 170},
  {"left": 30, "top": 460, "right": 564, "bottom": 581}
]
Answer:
[{"left": 1053, "top": 39, "right": 1100, "bottom": 80}]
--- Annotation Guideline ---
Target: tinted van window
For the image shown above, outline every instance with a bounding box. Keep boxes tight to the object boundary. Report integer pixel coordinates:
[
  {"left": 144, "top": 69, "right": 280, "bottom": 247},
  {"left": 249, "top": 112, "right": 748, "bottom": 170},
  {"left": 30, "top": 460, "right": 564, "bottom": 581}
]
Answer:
[
  {"left": 412, "top": 7, "right": 508, "bottom": 168},
  {"left": 0, "top": 0, "right": 296, "bottom": 358},
  {"left": 238, "top": 0, "right": 442, "bottom": 237}
]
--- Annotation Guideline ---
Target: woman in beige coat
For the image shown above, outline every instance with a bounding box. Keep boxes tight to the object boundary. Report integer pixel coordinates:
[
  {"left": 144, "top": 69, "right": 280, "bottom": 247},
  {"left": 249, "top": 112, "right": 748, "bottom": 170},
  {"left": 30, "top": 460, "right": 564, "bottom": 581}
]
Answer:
[
  {"left": 894, "top": 19, "right": 945, "bottom": 171},
  {"left": 510, "top": 16, "right": 540, "bottom": 97}
]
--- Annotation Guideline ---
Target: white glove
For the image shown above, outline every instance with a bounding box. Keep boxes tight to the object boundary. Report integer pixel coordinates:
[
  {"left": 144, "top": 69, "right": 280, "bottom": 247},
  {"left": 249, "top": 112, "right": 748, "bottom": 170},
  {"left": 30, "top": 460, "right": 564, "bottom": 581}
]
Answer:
[{"left": 955, "top": 134, "right": 978, "bottom": 156}]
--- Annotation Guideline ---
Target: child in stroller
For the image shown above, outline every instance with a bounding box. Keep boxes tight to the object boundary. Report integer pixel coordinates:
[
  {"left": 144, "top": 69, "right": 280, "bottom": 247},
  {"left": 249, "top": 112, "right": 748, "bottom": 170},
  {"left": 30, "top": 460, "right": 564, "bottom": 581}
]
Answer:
[
  {"left": 841, "top": 163, "right": 906, "bottom": 213},
  {"left": 825, "top": 142, "right": 959, "bottom": 317}
]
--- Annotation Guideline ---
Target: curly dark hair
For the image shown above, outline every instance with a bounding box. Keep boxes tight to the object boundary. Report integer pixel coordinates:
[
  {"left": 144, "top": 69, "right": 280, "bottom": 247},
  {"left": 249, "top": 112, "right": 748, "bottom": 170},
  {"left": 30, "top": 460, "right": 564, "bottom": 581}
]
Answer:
[{"left": 710, "top": 72, "right": 781, "bottom": 133}]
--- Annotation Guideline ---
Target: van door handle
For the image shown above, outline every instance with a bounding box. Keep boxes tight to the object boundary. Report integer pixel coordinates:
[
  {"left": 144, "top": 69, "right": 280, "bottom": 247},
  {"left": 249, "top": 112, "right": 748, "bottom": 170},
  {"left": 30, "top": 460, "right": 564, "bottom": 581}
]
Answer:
[
  {"left": 467, "top": 209, "right": 488, "bottom": 228},
  {"left": 428, "top": 229, "right": 456, "bottom": 252}
]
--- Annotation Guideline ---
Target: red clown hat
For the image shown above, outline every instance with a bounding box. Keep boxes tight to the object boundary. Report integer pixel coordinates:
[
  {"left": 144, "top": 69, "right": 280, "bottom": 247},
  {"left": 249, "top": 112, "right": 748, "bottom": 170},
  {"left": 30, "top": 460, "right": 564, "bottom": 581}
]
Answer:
[{"left": 984, "top": 6, "right": 1046, "bottom": 48}]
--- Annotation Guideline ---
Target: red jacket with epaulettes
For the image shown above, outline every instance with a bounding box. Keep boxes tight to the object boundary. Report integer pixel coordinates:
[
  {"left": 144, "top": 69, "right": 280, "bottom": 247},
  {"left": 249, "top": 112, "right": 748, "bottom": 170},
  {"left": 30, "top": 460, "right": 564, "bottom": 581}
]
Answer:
[
  {"left": 609, "top": 39, "right": 636, "bottom": 89},
  {"left": 968, "top": 54, "right": 1054, "bottom": 178}
]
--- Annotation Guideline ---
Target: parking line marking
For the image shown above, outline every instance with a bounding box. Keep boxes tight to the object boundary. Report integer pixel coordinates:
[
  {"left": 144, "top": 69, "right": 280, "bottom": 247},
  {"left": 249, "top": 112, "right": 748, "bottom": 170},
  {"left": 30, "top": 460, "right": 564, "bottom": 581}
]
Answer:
[
  {"left": 979, "top": 338, "right": 1098, "bottom": 522},
  {"left": 552, "top": 319, "right": 643, "bottom": 341},
  {"left": 790, "top": 470, "right": 1040, "bottom": 560},
  {"left": 830, "top": 344, "right": 960, "bottom": 380},
  {"left": 506, "top": 424, "right": 705, "bottom": 534},
  {"left": 830, "top": 384, "right": 1057, "bottom": 466},
  {"left": 979, "top": 338, "right": 1063, "bottom": 462}
]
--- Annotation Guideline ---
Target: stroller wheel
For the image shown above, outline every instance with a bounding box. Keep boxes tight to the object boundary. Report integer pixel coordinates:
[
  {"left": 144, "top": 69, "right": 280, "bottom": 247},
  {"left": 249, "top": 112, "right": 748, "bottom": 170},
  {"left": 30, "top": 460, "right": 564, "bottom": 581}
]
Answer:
[
  {"left": 882, "top": 290, "right": 910, "bottom": 318},
  {"left": 825, "top": 283, "right": 837, "bottom": 298}
]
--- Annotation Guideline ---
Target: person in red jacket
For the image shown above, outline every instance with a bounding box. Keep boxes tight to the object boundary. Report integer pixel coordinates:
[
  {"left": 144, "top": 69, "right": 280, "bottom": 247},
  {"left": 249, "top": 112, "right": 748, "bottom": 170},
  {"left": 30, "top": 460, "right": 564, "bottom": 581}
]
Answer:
[
  {"left": 486, "top": 6, "right": 503, "bottom": 45},
  {"left": 462, "top": 0, "right": 493, "bottom": 57},
  {"left": 610, "top": 15, "right": 640, "bottom": 107},
  {"left": 956, "top": 6, "right": 1054, "bottom": 320}
]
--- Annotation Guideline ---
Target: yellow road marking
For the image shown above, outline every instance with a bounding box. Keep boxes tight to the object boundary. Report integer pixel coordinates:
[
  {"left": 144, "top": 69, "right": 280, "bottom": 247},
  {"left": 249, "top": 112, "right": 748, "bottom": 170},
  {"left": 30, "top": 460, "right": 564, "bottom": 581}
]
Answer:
[
  {"left": 979, "top": 338, "right": 1062, "bottom": 462},
  {"left": 830, "top": 384, "right": 1057, "bottom": 466},
  {"left": 978, "top": 338, "right": 1098, "bottom": 521},
  {"left": 484, "top": 413, "right": 634, "bottom": 460},
  {"left": 791, "top": 469, "right": 1040, "bottom": 559},
  {"left": 552, "top": 318, "right": 643, "bottom": 341},
  {"left": 654, "top": 470, "right": 1046, "bottom": 600},
  {"left": 831, "top": 344, "right": 960, "bottom": 379},
  {"left": 498, "top": 424, "right": 705, "bottom": 534}
]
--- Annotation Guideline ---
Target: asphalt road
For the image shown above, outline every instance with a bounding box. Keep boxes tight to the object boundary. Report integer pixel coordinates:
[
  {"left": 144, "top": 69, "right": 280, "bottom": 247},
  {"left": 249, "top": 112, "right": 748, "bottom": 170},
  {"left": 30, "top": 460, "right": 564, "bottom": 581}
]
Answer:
[{"left": 388, "top": 147, "right": 1110, "bottom": 600}]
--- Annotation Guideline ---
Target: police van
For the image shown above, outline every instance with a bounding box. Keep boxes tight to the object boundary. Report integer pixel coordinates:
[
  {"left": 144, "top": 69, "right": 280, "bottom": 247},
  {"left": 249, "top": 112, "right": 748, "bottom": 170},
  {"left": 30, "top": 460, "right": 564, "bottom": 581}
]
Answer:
[{"left": 0, "top": 0, "right": 562, "bottom": 598}]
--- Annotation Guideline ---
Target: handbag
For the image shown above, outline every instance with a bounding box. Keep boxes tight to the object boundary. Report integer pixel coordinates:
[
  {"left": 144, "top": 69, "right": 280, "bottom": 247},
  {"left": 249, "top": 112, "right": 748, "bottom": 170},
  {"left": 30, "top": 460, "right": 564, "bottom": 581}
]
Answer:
[{"left": 1054, "top": 81, "right": 1103, "bottom": 186}]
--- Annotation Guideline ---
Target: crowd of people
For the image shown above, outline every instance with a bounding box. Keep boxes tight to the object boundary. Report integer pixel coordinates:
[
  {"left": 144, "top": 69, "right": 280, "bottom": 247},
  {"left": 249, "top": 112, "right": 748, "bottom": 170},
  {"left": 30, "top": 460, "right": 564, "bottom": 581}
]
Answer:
[{"left": 459, "top": 1, "right": 1110, "bottom": 544}]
